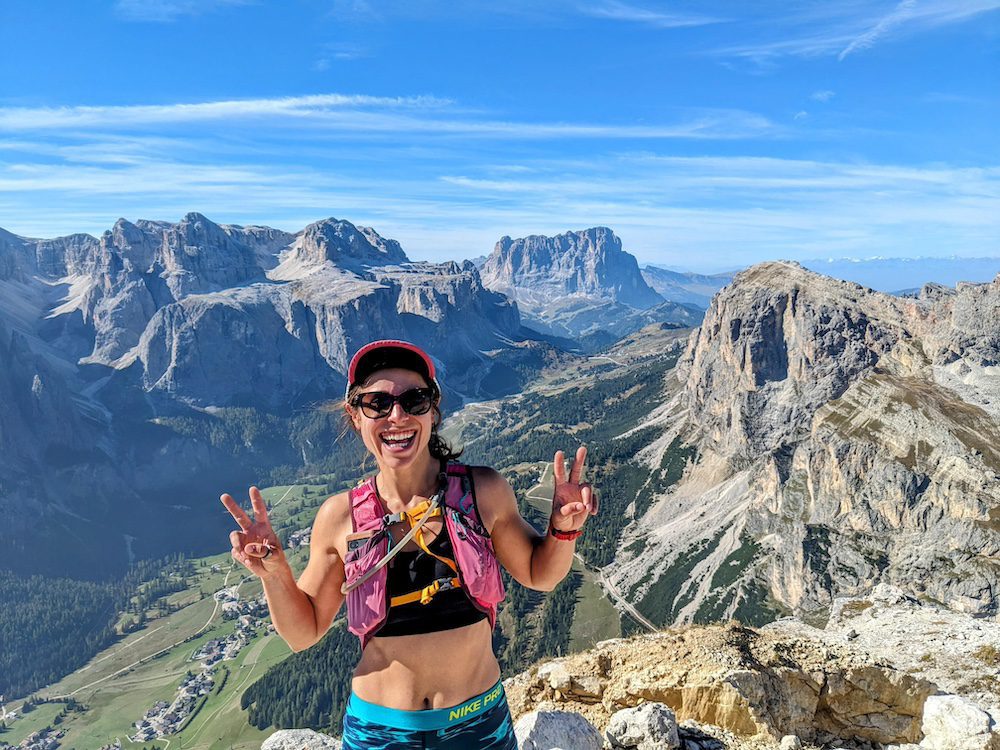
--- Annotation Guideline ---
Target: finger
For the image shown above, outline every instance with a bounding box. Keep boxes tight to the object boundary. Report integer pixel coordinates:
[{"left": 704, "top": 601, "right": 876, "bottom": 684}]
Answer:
[
  {"left": 229, "top": 530, "right": 246, "bottom": 551},
  {"left": 569, "top": 445, "right": 587, "bottom": 484},
  {"left": 231, "top": 548, "right": 251, "bottom": 568},
  {"left": 249, "top": 487, "right": 271, "bottom": 526},
  {"left": 221, "top": 493, "right": 253, "bottom": 531},
  {"left": 581, "top": 485, "right": 596, "bottom": 514},
  {"left": 552, "top": 451, "right": 567, "bottom": 484},
  {"left": 560, "top": 502, "right": 586, "bottom": 516}
]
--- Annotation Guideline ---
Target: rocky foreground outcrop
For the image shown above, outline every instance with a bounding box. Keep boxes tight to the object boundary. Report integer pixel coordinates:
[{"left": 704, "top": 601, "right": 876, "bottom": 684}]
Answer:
[
  {"left": 263, "top": 592, "right": 1000, "bottom": 748},
  {"left": 505, "top": 622, "right": 936, "bottom": 745},
  {"left": 505, "top": 596, "right": 1000, "bottom": 748}
]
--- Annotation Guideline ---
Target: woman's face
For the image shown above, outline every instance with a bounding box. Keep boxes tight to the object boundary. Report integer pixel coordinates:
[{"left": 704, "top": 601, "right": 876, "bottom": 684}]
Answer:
[{"left": 349, "top": 367, "right": 436, "bottom": 470}]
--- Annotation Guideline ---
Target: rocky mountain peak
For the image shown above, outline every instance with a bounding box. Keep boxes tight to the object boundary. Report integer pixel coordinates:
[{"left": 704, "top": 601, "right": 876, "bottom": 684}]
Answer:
[
  {"left": 180, "top": 211, "right": 212, "bottom": 225},
  {"left": 678, "top": 260, "right": 914, "bottom": 458},
  {"left": 293, "top": 218, "right": 408, "bottom": 270},
  {"left": 481, "top": 226, "right": 661, "bottom": 309},
  {"left": 0, "top": 227, "right": 31, "bottom": 281}
]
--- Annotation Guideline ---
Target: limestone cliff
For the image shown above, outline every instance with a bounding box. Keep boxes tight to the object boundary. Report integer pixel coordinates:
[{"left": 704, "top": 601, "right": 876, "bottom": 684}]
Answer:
[
  {"left": 480, "top": 227, "right": 695, "bottom": 339},
  {"left": 607, "top": 261, "right": 1000, "bottom": 623}
]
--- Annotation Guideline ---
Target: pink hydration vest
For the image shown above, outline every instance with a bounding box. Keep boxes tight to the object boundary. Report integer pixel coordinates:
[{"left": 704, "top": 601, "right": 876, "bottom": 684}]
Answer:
[{"left": 343, "top": 463, "right": 506, "bottom": 649}]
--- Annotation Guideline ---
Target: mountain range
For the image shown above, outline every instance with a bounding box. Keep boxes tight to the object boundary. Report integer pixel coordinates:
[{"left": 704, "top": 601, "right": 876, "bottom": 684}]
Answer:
[
  {"left": 3, "top": 213, "right": 999, "bottom": 746},
  {"left": 0, "top": 214, "right": 542, "bottom": 576}
]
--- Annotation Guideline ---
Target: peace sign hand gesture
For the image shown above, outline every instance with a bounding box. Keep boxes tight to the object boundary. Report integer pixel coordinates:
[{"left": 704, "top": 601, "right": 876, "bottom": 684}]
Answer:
[
  {"left": 221, "top": 486, "right": 284, "bottom": 578},
  {"left": 551, "top": 446, "right": 597, "bottom": 533}
]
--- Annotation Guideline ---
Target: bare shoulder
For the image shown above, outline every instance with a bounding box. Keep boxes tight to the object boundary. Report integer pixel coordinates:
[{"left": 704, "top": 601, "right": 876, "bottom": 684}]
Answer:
[
  {"left": 469, "top": 465, "right": 517, "bottom": 530},
  {"left": 469, "top": 465, "right": 509, "bottom": 495},
  {"left": 310, "top": 491, "right": 352, "bottom": 553}
]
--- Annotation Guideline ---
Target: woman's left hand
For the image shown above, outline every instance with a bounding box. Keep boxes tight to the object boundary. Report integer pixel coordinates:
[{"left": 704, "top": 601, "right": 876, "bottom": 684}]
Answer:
[{"left": 551, "top": 445, "right": 597, "bottom": 532}]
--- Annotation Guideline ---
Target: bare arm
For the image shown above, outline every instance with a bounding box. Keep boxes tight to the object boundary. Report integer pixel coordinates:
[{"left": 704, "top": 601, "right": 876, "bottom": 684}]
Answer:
[
  {"left": 477, "top": 447, "right": 596, "bottom": 592},
  {"left": 222, "top": 488, "right": 349, "bottom": 653}
]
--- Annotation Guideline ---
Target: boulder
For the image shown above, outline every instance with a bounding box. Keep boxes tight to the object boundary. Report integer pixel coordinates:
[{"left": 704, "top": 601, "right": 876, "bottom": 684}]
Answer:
[
  {"left": 606, "top": 702, "right": 680, "bottom": 749},
  {"left": 779, "top": 736, "right": 803, "bottom": 750},
  {"left": 538, "top": 662, "right": 572, "bottom": 692},
  {"left": 514, "top": 709, "right": 604, "bottom": 750},
  {"left": 261, "top": 728, "right": 341, "bottom": 749},
  {"left": 919, "top": 694, "right": 1000, "bottom": 750}
]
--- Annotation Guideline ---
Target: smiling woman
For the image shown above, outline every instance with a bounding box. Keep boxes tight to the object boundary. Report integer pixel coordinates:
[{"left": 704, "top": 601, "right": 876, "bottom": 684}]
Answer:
[{"left": 220, "top": 339, "right": 597, "bottom": 748}]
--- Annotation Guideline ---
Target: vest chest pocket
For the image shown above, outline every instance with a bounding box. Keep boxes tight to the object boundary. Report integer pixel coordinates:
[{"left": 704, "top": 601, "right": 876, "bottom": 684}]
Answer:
[
  {"left": 445, "top": 508, "right": 506, "bottom": 606},
  {"left": 343, "top": 533, "right": 389, "bottom": 638}
]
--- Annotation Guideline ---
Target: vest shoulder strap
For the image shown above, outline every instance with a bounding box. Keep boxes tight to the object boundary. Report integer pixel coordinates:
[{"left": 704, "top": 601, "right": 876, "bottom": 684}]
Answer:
[{"left": 348, "top": 476, "right": 383, "bottom": 533}]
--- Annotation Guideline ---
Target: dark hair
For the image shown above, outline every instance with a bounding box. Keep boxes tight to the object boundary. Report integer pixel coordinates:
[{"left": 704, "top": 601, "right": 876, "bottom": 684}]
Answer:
[{"left": 339, "top": 377, "right": 462, "bottom": 462}]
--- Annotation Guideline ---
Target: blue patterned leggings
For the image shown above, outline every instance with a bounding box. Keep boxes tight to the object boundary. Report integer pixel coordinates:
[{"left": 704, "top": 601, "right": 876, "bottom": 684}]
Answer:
[{"left": 342, "top": 680, "right": 517, "bottom": 749}]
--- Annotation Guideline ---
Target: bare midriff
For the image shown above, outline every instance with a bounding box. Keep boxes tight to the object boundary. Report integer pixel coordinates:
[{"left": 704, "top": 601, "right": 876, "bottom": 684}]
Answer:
[{"left": 351, "top": 619, "right": 501, "bottom": 710}]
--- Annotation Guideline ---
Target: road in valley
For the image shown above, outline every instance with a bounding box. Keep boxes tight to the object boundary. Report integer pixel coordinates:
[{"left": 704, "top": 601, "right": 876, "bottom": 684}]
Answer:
[{"left": 525, "top": 462, "right": 657, "bottom": 634}]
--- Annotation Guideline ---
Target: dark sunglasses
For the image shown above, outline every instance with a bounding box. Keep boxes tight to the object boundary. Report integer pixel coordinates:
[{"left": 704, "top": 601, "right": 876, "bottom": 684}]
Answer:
[{"left": 351, "top": 387, "right": 435, "bottom": 419}]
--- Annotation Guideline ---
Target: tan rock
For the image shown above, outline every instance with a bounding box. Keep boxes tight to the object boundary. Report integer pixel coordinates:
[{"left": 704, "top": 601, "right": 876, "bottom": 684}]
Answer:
[{"left": 506, "top": 623, "right": 935, "bottom": 744}]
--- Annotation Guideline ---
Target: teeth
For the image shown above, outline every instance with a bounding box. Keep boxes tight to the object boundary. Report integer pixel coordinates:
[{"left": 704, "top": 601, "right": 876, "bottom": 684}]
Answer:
[{"left": 382, "top": 431, "right": 415, "bottom": 443}]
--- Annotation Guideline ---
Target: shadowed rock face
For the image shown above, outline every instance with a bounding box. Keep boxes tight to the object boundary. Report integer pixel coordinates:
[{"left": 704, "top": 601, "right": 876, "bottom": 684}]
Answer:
[
  {"left": 679, "top": 262, "right": 914, "bottom": 459},
  {"left": 607, "top": 261, "right": 1000, "bottom": 624}
]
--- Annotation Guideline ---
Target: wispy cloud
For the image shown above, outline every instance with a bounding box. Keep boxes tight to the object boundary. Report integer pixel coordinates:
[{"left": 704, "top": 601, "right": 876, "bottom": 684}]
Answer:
[
  {"left": 810, "top": 89, "right": 836, "bottom": 102},
  {"left": 0, "top": 94, "right": 451, "bottom": 130},
  {"left": 0, "top": 95, "right": 777, "bottom": 141},
  {"left": 579, "top": 1, "right": 724, "bottom": 28},
  {"left": 314, "top": 42, "right": 372, "bottom": 69},
  {"left": 839, "top": 0, "right": 917, "bottom": 59},
  {"left": 715, "top": 0, "right": 1000, "bottom": 63},
  {"left": 2, "top": 138, "right": 996, "bottom": 270},
  {"left": 115, "top": 0, "right": 255, "bottom": 22}
]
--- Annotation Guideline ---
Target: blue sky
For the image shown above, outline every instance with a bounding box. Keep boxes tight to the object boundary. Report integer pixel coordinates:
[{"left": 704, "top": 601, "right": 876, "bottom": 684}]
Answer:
[{"left": 1, "top": 1, "right": 997, "bottom": 271}]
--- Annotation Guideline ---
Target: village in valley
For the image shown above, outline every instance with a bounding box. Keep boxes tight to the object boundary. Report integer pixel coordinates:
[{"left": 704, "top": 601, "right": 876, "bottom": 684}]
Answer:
[
  {"left": 1, "top": 481, "right": 323, "bottom": 750},
  {"left": 128, "top": 587, "right": 271, "bottom": 744},
  {"left": 7, "top": 585, "right": 272, "bottom": 750}
]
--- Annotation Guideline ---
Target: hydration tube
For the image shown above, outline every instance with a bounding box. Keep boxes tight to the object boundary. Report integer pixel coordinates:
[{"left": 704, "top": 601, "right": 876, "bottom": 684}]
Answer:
[{"left": 340, "top": 487, "right": 445, "bottom": 595}]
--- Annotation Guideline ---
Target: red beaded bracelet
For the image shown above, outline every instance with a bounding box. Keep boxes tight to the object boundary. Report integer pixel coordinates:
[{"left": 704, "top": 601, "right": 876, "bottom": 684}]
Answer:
[{"left": 549, "top": 523, "right": 584, "bottom": 541}]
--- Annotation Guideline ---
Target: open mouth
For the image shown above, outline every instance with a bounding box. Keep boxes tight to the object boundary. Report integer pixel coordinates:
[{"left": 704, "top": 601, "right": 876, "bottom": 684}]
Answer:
[{"left": 380, "top": 430, "right": 416, "bottom": 452}]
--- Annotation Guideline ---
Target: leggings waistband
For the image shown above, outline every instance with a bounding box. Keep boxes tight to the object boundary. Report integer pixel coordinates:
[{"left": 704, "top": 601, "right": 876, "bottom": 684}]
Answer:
[{"left": 346, "top": 680, "right": 506, "bottom": 731}]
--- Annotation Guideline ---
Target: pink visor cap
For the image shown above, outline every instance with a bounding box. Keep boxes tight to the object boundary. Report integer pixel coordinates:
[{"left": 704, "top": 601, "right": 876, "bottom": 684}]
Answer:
[{"left": 345, "top": 340, "right": 440, "bottom": 400}]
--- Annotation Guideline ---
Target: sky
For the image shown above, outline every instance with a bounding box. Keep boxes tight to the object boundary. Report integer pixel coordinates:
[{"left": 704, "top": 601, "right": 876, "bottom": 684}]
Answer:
[{"left": 1, "top": 0, "right": 998, "bottom": 271}]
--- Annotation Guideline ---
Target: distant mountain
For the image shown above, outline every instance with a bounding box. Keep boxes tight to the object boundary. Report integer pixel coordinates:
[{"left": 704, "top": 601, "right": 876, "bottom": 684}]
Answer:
[
  {"left": 0, "top": 213, "right": 557, "bottom": 577},
  {"left": 644, "top": 257, "right": 1000, "bottom": 300},
  {"left": 480, "top": 227, "right": 698, "bottom": 339},
  {"left": 800, "top": 256, "right": 1000, "bottom": 294},
  {"left": 640, "top": 265, "right": 734, "bottom": 308}
]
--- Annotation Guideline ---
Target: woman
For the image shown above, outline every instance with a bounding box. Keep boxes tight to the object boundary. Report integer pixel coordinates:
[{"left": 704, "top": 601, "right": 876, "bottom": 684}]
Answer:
[{"left": 221, "top": 339, "right": 596, "bottom": 749}]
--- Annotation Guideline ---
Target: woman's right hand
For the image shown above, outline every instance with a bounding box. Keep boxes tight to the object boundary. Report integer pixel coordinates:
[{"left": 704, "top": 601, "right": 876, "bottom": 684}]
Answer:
[{"left": 221, "top": 486, "right": 285, "bottom": 578}]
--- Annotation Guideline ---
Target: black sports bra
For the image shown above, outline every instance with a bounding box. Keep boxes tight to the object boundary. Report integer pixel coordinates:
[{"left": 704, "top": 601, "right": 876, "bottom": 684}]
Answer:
[{"left": 375, "top": 528, "right": 487, "bottom": 638}]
